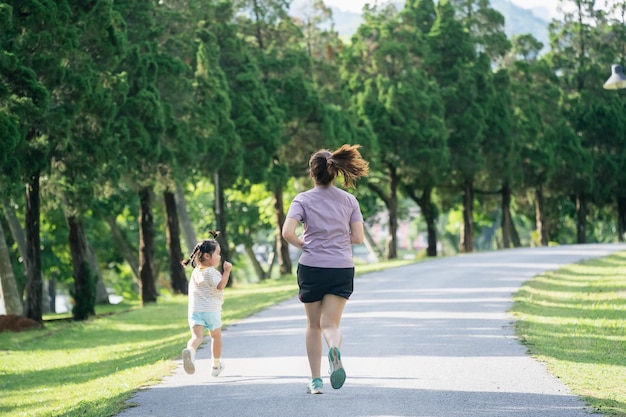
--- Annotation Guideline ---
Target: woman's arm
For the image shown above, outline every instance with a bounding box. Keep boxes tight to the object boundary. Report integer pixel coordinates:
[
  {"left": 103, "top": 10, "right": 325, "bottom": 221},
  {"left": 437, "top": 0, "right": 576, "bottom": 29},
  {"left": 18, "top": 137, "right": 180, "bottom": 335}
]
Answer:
[
  {"left": 282, "top": 217, "right": 302, "bottom": 249},
  {"left": 350, "top": 221, "right": 364, "bottom": 245}
]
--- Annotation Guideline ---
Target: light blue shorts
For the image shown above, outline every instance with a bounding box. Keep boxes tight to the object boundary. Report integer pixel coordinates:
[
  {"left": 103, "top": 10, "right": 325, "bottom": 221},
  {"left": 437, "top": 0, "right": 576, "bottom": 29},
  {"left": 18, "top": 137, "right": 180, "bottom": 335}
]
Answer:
[{"left": 189, "top": 311, "right": 222, "bottom": 331}]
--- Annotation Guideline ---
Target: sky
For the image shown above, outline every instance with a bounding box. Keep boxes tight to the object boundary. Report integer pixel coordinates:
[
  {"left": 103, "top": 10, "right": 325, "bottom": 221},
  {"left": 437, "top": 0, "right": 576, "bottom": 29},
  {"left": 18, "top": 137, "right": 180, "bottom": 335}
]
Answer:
[{"left": 321, "top": 0, "right": 560, "bottom": 19}]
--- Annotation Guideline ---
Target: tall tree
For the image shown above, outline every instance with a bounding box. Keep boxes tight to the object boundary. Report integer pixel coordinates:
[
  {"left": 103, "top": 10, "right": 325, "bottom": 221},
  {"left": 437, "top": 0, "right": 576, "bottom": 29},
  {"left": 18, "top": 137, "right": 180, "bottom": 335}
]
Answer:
[
  {"left": 0, "top": 4, "right": 27, "bottom": 315},
  {"left": 211, "top": 1, "right": 286, "bottom": 279},
  {"left": 548, "top": 0, "right": 604, "bottom": 243},
  {"left": 236, "top": 0, "right": 328, "bottom": 274},
  {"left": 603, "top": 1, "right": 626, "bottom": 240},
  {"left": 113, "top": 0, "right": 166, "bottom": 304},
  {"left": 399, "top": 0, "right": 449, "bottom": 257},
  {"left": 44, "top": 0, "right": 127, "bottom": 320},
  {"left": 506, "top": 37, "right": 561, "bottom": 246},
  {"left": 477, "top": 67, "right": 520, "bottom": 248},
  {"left": 153, "top": 0, "right": 204, "bottom": 295},
  {"left": 343, "top": 1, "right": 447, "bottom": 259},
  {"left": 427, "top": 0, "right": 485, "bottom": 253},
  {"left": 295, "top": 0, "right": 380, "bottom": 261},
  {"left": 193, "top": 35, "right": 239, "bottom": 279},
  {"left": 4, "top": 0, "right": 73, "bottom": 322}
]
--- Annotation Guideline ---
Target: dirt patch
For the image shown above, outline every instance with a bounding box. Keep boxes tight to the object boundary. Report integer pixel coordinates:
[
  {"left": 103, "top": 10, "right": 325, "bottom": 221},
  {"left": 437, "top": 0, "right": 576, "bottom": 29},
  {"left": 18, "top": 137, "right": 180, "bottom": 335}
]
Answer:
[{"left": 0, "top": 315, "right": 42, "bottom": 332}]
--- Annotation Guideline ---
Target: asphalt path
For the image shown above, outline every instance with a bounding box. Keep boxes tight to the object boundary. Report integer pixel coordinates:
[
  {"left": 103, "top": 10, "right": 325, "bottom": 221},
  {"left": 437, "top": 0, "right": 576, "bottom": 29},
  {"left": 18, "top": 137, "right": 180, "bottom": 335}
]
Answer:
[{"left": 116, "top": 243, "right": 625, "bottom": 417}]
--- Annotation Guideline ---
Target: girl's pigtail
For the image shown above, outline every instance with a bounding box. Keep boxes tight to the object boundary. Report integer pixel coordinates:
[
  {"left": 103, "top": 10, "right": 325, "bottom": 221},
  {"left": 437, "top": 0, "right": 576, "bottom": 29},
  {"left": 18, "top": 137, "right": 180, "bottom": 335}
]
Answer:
[
  {"left": 181, "top": 244, "right": 200, "bottom": 268},
  {"left": 208, "top": 230, "right": 221, "bottom": 239}
]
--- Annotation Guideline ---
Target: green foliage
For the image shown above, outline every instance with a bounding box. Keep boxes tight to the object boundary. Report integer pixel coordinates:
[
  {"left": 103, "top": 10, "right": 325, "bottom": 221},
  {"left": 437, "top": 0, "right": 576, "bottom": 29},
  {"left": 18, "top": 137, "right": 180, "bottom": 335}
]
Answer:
[
  {"left": 4, "top": 0, "right": 626, "bottom": 325},
  {"left": 212, "top": 2, "right": 285, "bottom": 186}
]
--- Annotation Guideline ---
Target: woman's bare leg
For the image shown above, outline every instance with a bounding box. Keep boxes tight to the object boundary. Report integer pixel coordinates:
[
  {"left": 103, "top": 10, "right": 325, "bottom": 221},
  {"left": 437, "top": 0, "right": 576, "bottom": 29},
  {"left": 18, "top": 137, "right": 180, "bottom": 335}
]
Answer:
[
  {"left": 303, "top": 301, "right": 323, "bottom": 379},
  {"left": 320, "top": 294, "right": 347, "bottom": 349}
]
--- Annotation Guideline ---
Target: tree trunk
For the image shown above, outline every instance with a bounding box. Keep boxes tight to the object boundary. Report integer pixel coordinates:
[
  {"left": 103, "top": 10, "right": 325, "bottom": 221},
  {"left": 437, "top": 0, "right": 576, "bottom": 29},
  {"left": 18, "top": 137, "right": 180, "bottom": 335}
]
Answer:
[
  {"left": 245, "top": 243, "right": 267, "bottom": 281},
  {"left": 501, "top": 183, "right": 512, "bottom": 249},
  {"left": 273, "top": 187, "right": 292, "bottom": 275},
  {"left": 386, "top": 189, "right": 398, "bottom": 260},
  {"left": 535, "top": 187, "right": 549, "bottom": 246},
  {"left": 175, "top": 184, "right": 197, "bottom": 254},
  {"left": 422, "top": 187, "right": 438, "bottom": 257},
  {"left": 47, "top": 279, "right": 56, "bottom": 313},
  {"left": 0, "top": 219, "right": 23, "bottom": 315},
  {"left": 267, "top": 241, "right": 277, "bottom": 279},
  {"left": 87, "top": 242, "right": 109, "bottom": 304},
  {"left": 25, "top": 172, "right": 43, "bottom": 323},
  {"left": 386, "top": 167, "right": 400, "bottom": 259},
  {"left": 2, "top": 197, "right": 27, "bottom": 261},
  {"left": 461, "top": 180, "right": 474, "bottom": 253},
  {"left": 368, "top": 167, "right": 399, "bottom": 260},
  {"left": 617, "top": 196, "right": 626, "bottom": 242},
  {"left": 510, "top": 217, "right": 521, "bottom": 247},
  {"left": 67, "top": 215, "right": 96, "bottom": 320},
  {"left": 405, "top": 184, "right": 438, "bottom": 258},
  {"left": 362, "top": 226, "right": 381, "bottom": 263},
  {"left": 138, "top": 187, "right": 158, "bottom": 304},
  {"left": 4, "top": 198, "right": 51, "bottom": 311},
  {"left": 104, "top": 215, "right": 139, "bottom": 280},
  {"left": 164, "top": 190, "right": 188, "bottom": 294},
  {"left": 214, "top": 172, "right": 233, "bottom": 287},
  {"left": 535, "top": 187, "right": 548, "bottom": 246},
  {"left": 576, "top": 193, "right": 586, "bottom": 244}
]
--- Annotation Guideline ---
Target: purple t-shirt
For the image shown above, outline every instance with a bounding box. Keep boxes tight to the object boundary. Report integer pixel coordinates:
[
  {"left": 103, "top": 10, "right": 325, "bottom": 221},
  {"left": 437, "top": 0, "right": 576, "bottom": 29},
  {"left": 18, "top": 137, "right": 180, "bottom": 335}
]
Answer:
[{"left": 285, "top": 185, "right": 364, "bottom": 268}]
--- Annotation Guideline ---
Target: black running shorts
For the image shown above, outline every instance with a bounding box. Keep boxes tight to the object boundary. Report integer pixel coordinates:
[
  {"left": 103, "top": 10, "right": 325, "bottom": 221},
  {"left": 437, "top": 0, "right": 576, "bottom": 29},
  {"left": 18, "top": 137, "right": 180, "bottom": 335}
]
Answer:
[{"left": 297, "top": 263, "right": 354, "bottom": 303}]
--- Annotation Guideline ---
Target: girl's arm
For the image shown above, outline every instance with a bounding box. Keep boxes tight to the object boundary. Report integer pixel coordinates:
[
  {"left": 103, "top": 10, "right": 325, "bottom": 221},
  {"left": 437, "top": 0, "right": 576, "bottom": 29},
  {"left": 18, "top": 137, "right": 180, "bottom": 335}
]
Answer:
[{"left": 217, "top": 261, "right": 232, "bottom": 290}]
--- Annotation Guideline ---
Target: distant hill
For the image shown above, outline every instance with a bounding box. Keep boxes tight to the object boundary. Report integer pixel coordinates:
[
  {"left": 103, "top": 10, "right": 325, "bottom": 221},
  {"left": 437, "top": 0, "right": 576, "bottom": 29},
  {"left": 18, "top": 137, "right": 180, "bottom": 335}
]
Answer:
[
  {"left": 291, "top": 0, "right": 550, "bottom": 52},
  {"left": 490, "top": 0, "right": 550, "bottom": 51}
]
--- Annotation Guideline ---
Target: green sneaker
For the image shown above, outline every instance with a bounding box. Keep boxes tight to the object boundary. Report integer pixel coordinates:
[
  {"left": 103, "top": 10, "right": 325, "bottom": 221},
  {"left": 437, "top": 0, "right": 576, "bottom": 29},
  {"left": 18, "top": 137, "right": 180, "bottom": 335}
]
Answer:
[
  {"left": 328, "top": 347, "right": 346, "bottom": 389},
  {"left": 307, "top": 377, "right": 324, "bottom": 394}
]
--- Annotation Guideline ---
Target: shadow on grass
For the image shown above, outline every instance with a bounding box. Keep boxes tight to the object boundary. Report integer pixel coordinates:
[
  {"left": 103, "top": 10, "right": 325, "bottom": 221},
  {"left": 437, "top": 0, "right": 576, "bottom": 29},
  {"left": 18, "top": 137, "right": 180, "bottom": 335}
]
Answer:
[
  {"left": 512, "top": 251, "right": 626, "bottom": 415},
  {"left": 0, "top": 338, "right": 181, "bottom": 393},
  {"left": 515, "top": 320, "right": 625, "bottom": 366}
]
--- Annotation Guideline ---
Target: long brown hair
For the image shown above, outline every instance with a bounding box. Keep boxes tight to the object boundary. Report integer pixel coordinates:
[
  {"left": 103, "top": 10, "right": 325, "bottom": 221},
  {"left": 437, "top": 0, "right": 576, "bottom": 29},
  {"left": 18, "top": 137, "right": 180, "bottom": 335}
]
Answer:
[{"left": 309, "top": 144, "right": 369, "bottom": 188}]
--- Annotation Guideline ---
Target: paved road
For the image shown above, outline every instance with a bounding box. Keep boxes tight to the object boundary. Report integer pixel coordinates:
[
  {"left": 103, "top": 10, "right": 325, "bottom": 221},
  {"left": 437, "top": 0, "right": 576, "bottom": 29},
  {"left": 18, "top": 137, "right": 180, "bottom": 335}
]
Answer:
[{"left": 116, "top": 244, "right": 625, "bottom": 417}]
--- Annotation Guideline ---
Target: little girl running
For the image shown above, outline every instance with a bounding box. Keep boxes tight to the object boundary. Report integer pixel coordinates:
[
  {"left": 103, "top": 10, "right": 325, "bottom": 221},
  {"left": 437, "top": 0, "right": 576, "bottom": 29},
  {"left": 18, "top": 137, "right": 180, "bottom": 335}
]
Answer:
[{"left": 181, "top": 231, "right": 232, "bottom": 377}]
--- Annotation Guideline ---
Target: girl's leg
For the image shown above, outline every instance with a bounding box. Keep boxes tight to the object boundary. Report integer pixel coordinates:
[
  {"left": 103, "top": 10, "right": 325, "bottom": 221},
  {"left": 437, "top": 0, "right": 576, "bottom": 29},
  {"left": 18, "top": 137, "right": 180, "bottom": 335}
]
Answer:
[
  {"left": 187, "top": 325, "right": 205, "bottom": 351},
  {"left": 183, "top": 325, "right": 204, "bottom": 375},
  {"left": 320, "top": 294, "right": 347, "bottom": 349},
  {"left": 208, "top": 327, "right": 225, "bottom": 376},
  {"left": 303, "top": 301, "right": 323, "bottom": 379},
  {"left": 208, "top": 327, "right": 222, "bottom": 359}
]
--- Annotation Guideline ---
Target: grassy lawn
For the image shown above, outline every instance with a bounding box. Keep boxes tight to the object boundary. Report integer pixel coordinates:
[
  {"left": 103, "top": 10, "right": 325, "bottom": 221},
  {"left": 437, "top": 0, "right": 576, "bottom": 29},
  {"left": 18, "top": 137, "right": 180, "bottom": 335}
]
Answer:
[
  {"left": 0, "top": 259, "right": 414, "bottom": 417},
  {"left": 511, "top": 250, "right": 626, "bottom": 416}
]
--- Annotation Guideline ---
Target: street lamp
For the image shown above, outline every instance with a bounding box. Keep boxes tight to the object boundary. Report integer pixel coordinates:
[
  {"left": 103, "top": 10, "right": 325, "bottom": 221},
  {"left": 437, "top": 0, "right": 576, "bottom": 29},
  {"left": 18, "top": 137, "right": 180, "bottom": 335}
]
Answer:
[{"left": 604, "top": 64, "right": 626, "bottom": 90}]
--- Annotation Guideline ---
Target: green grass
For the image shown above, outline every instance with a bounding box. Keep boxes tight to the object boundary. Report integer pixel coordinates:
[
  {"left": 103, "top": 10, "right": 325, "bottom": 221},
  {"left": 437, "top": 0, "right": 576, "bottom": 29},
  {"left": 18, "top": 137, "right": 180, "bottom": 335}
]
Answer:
[
  {"left": 511, "top": 250, "right": 626, "bottom": 416},
  {"left": 0, "top": 259, "right": 412, "bottom": 417}
]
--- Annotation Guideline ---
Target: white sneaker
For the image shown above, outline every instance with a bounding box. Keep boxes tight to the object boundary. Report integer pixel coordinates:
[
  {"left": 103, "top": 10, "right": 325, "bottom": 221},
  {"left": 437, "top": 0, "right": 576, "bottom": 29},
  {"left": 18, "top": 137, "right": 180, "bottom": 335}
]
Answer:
[
  {"left": 182, "top": 348, "right": 195, "bottom": 375},
  {"left": 211, "top": 361, "right": 225, "bottom": 377}
]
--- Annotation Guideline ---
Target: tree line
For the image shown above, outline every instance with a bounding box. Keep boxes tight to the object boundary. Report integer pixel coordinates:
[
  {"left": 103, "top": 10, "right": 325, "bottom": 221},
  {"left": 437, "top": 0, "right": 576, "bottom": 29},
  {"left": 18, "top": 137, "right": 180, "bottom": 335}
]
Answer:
[{"left": 1, "top": 0, "right": 625, "bottom": 323}]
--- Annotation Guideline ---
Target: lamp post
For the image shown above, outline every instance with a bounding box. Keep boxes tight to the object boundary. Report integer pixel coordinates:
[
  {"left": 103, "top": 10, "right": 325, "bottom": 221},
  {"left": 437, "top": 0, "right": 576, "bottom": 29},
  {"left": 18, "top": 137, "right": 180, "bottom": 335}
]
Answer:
[{"left": 604, "top": 64, "right": 626, "bottom": 90}]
